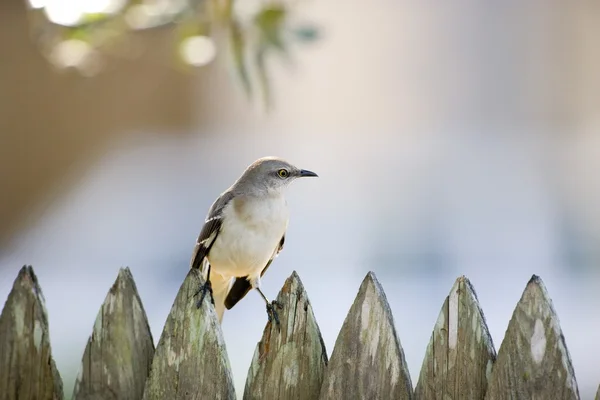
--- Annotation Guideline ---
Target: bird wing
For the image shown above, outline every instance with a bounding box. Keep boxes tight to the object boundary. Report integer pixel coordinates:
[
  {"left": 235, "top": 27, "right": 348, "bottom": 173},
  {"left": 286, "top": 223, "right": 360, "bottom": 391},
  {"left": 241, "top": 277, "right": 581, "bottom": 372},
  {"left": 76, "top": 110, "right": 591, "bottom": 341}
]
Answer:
[
  {"left": 190, "top": 191, "right": 235, "bottom": 271},
  {"left": 224, "top": 234, "right": 285, "bottom": 310}
]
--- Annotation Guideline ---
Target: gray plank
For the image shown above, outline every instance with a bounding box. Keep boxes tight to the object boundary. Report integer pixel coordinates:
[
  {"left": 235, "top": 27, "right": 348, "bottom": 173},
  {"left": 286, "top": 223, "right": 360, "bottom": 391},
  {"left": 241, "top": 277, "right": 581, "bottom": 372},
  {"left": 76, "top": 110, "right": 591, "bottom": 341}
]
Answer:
[
  {"left": 142, "top": 268, "right": 235, "bottom": 400},
  {"left": 485, "top": 275, "right": 580, "bottom": 400},
  {"left": 0, "top": 265, "right": 63, "bottom": 400},
  {"left": 319, "top": 271, "right": 413, "bottom": 400},
  {"left": 72, "top": 267, "right": 155, "bottom": 400},
  {"left": 244, "top": 271, "right": 328, "bottom": 400},
  {"left": 414, "top": 276, "right": 496, "bottom": 400}
]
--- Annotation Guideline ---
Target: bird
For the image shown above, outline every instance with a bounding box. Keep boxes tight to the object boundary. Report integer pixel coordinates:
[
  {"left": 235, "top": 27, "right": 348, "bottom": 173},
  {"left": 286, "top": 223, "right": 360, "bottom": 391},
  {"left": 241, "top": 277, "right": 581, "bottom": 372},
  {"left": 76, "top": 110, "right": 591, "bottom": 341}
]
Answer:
[{"left": 189, "top": 156, "right": 318, "bottom": 325}]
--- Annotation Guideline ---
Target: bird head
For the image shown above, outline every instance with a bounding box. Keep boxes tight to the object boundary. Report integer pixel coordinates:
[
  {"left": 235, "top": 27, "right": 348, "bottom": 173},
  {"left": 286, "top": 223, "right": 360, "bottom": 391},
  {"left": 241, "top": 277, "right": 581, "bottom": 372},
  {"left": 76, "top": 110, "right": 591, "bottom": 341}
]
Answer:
[{"left": 236, "top": 156, "right": 318, "bottom": 194}]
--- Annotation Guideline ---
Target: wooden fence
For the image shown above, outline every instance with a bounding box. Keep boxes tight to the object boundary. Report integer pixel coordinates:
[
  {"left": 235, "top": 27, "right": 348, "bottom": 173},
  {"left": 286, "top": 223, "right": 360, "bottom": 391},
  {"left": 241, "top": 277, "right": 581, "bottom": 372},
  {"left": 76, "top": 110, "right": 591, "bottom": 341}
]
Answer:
[{"left": 0, "top": 265, "right": 598, "bottom": 400}]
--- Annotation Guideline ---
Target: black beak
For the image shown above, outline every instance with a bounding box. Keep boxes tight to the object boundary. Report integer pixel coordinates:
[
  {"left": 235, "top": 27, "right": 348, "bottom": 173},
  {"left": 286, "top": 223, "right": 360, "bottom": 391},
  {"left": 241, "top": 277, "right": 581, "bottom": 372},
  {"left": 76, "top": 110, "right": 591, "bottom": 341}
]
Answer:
[{"left": 299, "top": 169, "right": 318, "bottom": 178}]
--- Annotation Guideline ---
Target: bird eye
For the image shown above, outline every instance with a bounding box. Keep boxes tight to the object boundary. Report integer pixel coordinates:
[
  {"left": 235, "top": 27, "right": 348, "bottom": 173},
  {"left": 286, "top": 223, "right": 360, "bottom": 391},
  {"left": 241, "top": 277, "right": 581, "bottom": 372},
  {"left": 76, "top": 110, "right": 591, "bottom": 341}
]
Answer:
[{"left": 277, "top": 169, "right": 289, "bottom": 178}]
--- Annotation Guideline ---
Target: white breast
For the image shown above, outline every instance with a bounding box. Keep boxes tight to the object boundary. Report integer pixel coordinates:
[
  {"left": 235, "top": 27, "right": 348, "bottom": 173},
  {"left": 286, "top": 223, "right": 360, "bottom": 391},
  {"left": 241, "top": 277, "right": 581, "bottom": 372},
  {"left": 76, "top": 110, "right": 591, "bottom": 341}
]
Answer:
[{"left": 208, "top": 194, "right": 289, "bottom": 277}]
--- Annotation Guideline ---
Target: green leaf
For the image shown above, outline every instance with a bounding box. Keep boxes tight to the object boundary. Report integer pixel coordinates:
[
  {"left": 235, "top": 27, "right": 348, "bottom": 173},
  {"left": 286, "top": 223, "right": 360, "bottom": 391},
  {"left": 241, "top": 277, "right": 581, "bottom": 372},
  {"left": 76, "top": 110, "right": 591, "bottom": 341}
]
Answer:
[
  {"left": 255, "top": 45, "right": 272, "bottom": 109},
  {"left": 220, "top": 0, "right": 234, "bottom": 22},
  {"left": 291, "top": 25, "right": 319, "bottom": 42},
  {"left": 65, "top": 27, "right": 89, "bottom": 41},
  {"left": 80, "top": 12, "right": 110, "bottom": 24},
  {"left": 229, "top": 20, "right": 252, "bottom": 97},
  {"left": 254, "top": 5, "right": 286, "bottom": 51},
  {"left": 176, "top": 17, "right": 210, "bottom": 40}
]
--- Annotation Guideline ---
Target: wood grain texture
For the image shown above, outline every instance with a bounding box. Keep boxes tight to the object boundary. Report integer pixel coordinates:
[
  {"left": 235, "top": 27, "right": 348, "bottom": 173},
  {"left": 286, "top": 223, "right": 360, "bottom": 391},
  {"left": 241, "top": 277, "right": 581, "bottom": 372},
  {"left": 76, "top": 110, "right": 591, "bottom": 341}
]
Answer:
[
  {"left": 415, "top": 276, "right": 496, "bottom": 400},
  {"left": 72, "top": 267, "right": 155, "bottom": 400},
  {"left": 142, "top": 268, "right": 235, "bottom": 400},
  {"left": 244, "top": 271, "right": 328, "bottom": 400},
  {"left": 319, "top": 271, "right": 413, "bottom": 400},
  {"left": 486, "top": 275, "right": 580, "bottom": 400},
  {"left": 0, "top": 265, "right": 63, "bottom": 400}
]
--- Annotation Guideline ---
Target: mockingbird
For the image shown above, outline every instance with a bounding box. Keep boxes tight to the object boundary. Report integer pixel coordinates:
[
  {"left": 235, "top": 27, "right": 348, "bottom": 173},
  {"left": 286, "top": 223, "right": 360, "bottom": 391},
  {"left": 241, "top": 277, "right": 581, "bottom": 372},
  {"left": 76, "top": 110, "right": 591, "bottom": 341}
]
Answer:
[{"left": 190, "top": 156, "right": 317, "bottom": 325}]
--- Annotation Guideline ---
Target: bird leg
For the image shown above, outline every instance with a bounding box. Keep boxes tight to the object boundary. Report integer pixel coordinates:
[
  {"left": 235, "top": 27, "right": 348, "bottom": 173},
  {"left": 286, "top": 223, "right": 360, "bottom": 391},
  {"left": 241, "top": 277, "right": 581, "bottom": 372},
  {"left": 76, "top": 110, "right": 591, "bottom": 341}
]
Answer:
[
  {"left": 256, "top": 287, "right": 283, "bottom": 326},
  {"left": 194, "top": 265, "right": 214, "bottom": 308},
  {"left": 250, "top": 275, "right": 283, "bottom": 326}
]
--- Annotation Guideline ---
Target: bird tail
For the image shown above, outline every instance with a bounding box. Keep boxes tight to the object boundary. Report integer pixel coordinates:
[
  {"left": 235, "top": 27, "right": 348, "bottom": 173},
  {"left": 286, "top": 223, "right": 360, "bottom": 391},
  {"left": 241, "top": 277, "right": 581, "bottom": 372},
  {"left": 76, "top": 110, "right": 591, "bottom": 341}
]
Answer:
[
  {"left": 199, "top": 260, "right": 232, "bottom": 324},
  {"left": 210, "top": 272, "right": 233, "bottom": 323}
]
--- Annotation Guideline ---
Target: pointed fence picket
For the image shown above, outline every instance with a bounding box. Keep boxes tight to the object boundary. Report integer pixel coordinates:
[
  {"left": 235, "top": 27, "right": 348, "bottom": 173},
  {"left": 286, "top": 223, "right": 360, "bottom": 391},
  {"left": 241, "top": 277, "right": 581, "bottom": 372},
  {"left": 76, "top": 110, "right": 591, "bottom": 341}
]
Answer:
[{"left": 0, "top": 265, "right": 594, "bottom": 400}]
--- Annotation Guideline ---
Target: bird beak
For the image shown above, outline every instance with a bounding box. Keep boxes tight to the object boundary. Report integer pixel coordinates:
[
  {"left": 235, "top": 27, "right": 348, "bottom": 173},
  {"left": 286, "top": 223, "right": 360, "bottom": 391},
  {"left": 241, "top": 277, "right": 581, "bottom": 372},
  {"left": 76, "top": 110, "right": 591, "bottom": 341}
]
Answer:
[{"left": 299, "top": 169, "right": 318, "bottom": 178}]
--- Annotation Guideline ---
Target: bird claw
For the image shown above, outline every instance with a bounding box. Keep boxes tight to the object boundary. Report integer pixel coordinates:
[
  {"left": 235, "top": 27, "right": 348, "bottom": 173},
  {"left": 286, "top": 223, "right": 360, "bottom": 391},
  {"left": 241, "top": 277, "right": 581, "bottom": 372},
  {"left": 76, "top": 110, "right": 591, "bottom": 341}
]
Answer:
[
  {"left": 266, "top": 300, "right": 283, "bottom": 326},
  {"left": 194, "top": 280, "right": 214, "bottom": 308}
]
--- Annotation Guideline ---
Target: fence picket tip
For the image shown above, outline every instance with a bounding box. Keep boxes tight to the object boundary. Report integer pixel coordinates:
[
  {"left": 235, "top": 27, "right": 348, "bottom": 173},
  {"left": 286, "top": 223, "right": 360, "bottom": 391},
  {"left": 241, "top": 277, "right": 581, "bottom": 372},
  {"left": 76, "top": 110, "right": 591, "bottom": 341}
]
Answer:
[
  {"left": 244, "top": 271, "right": 327, "bottom": 400},
  {"left": 72, "top": 266, "right": 154, "bottom": 400},
  {"left": 415, "top": 275, "right": 496, "bottom": 400},
  {"left": 0, "top": 265, "right": 64, "bottom": 399},
  {"left": 486, "top": 275, "right": 580, "bottom": 400},
  {"left": 319, "top": 271, "right": 413, "bottom": 400},
  {"left": 142, "top": 268, "right": 235, "bottom": 400}
]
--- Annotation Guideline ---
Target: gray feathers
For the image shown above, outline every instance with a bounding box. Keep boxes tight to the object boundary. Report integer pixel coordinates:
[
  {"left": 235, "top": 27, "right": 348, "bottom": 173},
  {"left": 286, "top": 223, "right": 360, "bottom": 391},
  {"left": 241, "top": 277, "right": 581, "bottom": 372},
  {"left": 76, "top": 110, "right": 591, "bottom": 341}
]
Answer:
[{"left": 190, "top": 191, "right": 234, "bottom": 271}]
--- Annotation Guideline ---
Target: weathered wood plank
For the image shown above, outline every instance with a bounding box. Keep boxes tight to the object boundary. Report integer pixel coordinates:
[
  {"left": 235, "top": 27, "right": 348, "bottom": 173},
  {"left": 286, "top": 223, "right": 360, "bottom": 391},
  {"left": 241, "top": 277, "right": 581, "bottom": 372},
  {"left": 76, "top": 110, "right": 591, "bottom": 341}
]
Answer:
[
  {"left": 319, "top": 271, "right": 413, "bottom": 400},
  {"left": 596, "top": 383, "right": 600, "bottom": 400},
  {"left": 0, "top": 265, "right": 63, "bottom": 400},
  {"left": 72, "top": 267, "right": 155, "bottom": 400},
  {"left": 142, "top": 268, "right": 235, "bottom": 400},
  {"left": 485, "top": 275, "right": 579, "bottom": 400},
  {"left": 244, "top": 271, "right": 328, "bottom": 400},
  {"left": 415, "top": 276, "right": 496, "bottom": 400}
]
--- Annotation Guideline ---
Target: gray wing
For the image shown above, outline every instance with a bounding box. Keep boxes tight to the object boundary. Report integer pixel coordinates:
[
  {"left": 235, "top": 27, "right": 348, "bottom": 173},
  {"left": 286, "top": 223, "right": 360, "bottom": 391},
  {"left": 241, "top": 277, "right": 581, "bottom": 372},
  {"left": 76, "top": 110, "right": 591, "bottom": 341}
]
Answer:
[
  {"left": 224, "top": 234, "right": 285, "bottom": 310},
  {"left": 190, "top": 191, "right": 234, "bottom": 270}
]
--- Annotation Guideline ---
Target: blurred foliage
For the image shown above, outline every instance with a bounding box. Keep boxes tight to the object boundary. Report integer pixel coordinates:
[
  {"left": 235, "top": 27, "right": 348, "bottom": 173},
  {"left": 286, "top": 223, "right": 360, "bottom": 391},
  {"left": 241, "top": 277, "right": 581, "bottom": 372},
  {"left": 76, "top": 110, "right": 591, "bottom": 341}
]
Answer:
[{"left": 25, "top": 0, "right": 320, "bottom": 105}]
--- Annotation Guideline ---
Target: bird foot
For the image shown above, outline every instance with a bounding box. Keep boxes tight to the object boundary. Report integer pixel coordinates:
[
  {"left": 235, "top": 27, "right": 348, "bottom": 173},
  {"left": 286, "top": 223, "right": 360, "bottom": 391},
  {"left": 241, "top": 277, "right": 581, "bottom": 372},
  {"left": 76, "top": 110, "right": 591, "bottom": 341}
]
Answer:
[
  {"left": 194, "top": 280, "right": 214, "bottom": 308},
  {"left": 266, "top": 300, "right": 283, "bottom": 326}
]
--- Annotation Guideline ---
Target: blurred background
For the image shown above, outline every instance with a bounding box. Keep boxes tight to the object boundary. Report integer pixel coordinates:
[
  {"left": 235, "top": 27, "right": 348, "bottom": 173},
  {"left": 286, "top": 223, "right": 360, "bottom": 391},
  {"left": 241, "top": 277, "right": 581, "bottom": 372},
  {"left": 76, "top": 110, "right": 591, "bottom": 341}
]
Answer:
[{"left": 1, "top": 0, "right": 600, "bottom": 398}]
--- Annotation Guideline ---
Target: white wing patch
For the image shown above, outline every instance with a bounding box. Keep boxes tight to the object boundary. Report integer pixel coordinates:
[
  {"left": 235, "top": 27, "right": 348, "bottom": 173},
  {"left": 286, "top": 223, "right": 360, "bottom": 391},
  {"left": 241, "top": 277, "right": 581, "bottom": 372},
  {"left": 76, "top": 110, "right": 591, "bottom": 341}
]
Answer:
[{"left": 199, "top": 229, "right": 218, "bottom": 246}]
